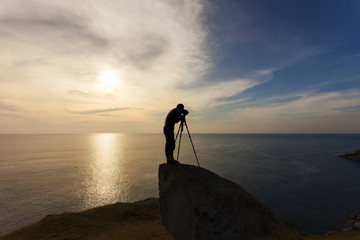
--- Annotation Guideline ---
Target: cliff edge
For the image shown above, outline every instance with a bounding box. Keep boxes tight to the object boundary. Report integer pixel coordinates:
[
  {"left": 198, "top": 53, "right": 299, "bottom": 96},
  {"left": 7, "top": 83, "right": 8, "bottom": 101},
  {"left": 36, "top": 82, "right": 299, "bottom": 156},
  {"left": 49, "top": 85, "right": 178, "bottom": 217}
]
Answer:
[{"left": 158, "top": 163, "right": 301, "bottom": 240}]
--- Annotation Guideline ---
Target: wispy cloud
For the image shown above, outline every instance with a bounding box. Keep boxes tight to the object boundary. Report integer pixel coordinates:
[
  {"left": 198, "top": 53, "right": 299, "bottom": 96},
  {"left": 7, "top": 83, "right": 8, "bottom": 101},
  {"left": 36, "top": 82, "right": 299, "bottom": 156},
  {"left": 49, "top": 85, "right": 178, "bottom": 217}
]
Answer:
[
  {"left": 335, "top": 105, "right": 360, "bottom": 113},
  {"left": 65, "top": 107, "right": 128, "bottom": 115},
  {"left": 0, "top": 112, "right": 29, "bottom": 120},
  {"left": 0, "top": 4, "right": 109, "bottom": 51},
  {"left": 179, "top": 69, "right": 274, "bottom": 110},
  {"left": 67, "top": 90, "right": 113, "bottom": 99},
  {"left": 233, "top": 90, "right": 360, "bottom": 122},
  {"left": 0, "top": 101, "right": 18, "bottom": 111}
]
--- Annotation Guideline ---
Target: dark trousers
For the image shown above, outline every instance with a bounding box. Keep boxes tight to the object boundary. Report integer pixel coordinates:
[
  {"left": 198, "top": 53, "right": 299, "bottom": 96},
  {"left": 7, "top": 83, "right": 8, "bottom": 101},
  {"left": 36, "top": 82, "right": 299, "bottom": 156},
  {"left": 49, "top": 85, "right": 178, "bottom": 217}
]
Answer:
[{"left": 163, "top": 127, "right": 175, "bottom": 161}]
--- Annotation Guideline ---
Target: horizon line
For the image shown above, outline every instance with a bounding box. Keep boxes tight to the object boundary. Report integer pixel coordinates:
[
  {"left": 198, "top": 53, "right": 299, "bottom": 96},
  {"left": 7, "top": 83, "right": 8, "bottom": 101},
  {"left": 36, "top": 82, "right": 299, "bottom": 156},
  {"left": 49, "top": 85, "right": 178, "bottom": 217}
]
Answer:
[{"left": 0, "top": 132, "right": 359, "bottom": 135}]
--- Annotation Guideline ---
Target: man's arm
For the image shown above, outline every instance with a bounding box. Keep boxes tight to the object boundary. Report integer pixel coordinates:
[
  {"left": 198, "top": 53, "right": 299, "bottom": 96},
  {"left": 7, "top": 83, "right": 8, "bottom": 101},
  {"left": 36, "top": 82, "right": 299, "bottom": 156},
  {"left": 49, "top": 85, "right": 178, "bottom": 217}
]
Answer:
[{"left": 176, "top": 109, "right": 189, "bottom": 123}]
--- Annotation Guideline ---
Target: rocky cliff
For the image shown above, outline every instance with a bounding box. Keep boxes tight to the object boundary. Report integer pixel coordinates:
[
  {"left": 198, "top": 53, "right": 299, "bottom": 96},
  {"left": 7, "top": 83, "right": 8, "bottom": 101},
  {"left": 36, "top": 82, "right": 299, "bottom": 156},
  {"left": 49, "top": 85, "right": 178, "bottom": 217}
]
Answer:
[
  {"left": 338, "top": 149, "right": 360, "bottom": 161},
  {"left": 158, "top": 163, "right": 301, "bottom": 240},
  {"left": 342, "top": 212, "right": 360, "bottom": 232}
]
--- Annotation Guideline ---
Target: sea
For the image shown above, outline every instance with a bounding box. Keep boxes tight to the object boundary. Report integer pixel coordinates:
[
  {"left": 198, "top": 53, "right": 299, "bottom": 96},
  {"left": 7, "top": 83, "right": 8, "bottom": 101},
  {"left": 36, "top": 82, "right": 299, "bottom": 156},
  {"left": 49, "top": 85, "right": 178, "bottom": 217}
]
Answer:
[{"left": 1, "top": 133, "right": 360, "bottom": 235}]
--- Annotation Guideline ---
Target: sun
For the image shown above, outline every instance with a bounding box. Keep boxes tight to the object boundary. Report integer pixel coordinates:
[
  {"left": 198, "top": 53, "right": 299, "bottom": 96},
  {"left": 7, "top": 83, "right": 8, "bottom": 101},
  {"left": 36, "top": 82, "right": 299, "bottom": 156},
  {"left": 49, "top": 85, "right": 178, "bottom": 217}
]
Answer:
[
  {"left": 97, "top": 70, "right": 118, "bottom": 90},
  {"left": 97, "top": 69, "right": 123, "bottom": 92}
]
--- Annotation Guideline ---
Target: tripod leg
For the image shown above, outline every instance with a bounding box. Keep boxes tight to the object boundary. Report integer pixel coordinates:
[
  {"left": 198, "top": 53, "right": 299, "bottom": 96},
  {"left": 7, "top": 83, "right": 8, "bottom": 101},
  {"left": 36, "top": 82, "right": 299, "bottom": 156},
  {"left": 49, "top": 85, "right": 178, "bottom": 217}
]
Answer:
[
  {"left": 184, "top": 120, "right": 200, "bottom": 167},
  {"left": 175, "top": 121, "right": 182, "bottom": 143},
  {"left": 176, "top": 122, "right": 184, "bottom": 162}
]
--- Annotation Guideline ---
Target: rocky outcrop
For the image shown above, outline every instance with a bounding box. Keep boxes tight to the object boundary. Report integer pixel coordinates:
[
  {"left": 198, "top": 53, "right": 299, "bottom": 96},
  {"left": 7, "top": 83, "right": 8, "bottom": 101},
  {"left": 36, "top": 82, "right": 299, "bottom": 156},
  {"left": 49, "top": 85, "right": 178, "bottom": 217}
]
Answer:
[
  {"left": 158, "top": 163, "right": 299, "bottom": 240},
  {"left": 342, "top": 212, "right": 360, "bottom": 232},
  {"left": 338, "top": 149, "right": 360, "bottom": 161}
]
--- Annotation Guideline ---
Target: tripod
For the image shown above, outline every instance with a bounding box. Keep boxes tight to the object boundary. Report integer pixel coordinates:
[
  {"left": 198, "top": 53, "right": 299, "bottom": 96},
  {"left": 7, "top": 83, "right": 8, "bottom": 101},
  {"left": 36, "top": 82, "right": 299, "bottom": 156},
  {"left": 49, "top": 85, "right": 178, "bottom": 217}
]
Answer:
[{"left": 174, "top": 117, "right": 200, "bottom": 167}]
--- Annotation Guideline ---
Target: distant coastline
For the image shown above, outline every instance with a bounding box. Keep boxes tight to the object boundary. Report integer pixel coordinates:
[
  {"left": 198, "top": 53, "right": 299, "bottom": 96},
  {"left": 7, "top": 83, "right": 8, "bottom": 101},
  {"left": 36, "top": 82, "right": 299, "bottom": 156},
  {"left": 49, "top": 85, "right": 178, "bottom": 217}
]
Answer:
[{"left": 338, "top": 149, "right": 360, "bottom": 161}]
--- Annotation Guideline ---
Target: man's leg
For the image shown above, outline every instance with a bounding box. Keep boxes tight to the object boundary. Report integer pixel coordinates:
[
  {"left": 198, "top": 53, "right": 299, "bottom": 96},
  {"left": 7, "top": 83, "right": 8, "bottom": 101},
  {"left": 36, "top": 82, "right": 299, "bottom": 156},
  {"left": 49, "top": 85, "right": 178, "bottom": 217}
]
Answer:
[
  {"left": 169, "top": 138, "right": 175, "bottom": 161},
  {"left": 165, "top": 142, "right": 172, "bottom": 163},
  {"left": 168, "top": 129, "right": 175, "bottom": 162},
  {"left": 164, "top": 127, "right": 175, "bottom": 163}
]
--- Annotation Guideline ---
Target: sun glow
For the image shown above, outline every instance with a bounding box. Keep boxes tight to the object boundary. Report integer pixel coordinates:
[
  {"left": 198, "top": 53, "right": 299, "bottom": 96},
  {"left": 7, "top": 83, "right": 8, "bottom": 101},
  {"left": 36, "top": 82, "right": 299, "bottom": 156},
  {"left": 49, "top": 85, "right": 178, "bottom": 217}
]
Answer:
[{"left": 96, "top": 69, "right": 123, "bottom": 92}]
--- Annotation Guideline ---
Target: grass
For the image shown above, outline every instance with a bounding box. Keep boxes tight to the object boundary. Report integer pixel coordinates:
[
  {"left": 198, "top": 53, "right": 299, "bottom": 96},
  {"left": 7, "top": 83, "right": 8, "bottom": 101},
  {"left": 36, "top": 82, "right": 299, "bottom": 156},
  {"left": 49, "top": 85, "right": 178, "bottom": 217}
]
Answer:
[{"left": 0, "top": 198, "right": 174, "bottom": 240}]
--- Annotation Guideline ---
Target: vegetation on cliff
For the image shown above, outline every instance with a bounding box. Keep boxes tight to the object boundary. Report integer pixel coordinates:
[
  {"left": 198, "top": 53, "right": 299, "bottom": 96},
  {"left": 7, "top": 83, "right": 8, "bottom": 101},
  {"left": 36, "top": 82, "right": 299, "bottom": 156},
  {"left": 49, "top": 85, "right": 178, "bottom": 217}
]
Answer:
[
  {"left": 0, "top": 198, "right": 173, "bottom": 240},
  {"left": 2, "top": 197, "right": 360, "bottom": 240}
]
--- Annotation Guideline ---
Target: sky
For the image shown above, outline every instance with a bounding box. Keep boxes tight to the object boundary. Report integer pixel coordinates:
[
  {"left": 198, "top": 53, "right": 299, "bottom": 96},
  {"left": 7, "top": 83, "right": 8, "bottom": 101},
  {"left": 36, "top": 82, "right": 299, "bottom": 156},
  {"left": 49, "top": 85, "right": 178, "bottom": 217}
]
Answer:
[{"left": 0, "top": 0, "right": 359, "bottom": 133}]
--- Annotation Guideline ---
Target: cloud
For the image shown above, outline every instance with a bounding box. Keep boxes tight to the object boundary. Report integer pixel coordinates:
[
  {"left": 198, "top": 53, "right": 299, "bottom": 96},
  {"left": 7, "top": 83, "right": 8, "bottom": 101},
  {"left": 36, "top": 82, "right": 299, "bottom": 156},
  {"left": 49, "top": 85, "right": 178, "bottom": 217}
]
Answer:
[
  {"left": 0, "top": 101, "right": 17, "bottom": 111},
  {"left": 0, "top": 11, "right": 109, "bottom": 55},
  {"left": 188, "top": 89, "right": 360, "bottom": 133},
  {"left": 233, "top": 90, "right": 360, "bottom": 122},
  {"left": 335, "top": 105, "right": 360, "bottom": 113},
  {"left": 64, "top": 107, "right": 129, "bottom": 115},
  {"left": 0, "top": 112, "right": 29, "bottom": 120},
  {"left": 0, "top": 0, "right": 211, "bottom": 109},
  {"left": 67, "top": 90, "right": 113, "bottom": 99},
  {"left": 178, "top": 69, "right": 274, "bottom": 110},
  {"left": 122, "top": 33, "right": 170, "bottom": 69}
]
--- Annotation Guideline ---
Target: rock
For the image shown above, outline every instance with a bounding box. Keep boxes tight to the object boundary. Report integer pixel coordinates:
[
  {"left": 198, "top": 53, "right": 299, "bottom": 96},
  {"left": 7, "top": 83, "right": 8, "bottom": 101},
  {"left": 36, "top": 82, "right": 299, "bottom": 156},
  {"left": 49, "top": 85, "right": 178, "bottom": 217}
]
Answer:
[
  {"left": 342, "top": 212, "right": 360, "bottom": 231},
  {"left": 325, "top": 231, "right": 337, "bottom": 236},
  {"left": 338, "top": 149, "right": 360, "bottom": 161},
  {"left": 158, "top": 163, "right": 299, "bottom": 240}
]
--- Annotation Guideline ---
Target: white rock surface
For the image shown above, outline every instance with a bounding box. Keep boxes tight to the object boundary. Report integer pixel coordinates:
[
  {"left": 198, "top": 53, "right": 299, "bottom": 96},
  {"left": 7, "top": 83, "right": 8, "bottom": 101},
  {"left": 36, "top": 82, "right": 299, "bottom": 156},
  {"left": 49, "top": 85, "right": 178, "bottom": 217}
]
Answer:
[
  {"left": 158, "top": 163, "right": 282, "bottom": 240},
  {"left": 342, "top": 212, "right": 360, "bottom": 231}
]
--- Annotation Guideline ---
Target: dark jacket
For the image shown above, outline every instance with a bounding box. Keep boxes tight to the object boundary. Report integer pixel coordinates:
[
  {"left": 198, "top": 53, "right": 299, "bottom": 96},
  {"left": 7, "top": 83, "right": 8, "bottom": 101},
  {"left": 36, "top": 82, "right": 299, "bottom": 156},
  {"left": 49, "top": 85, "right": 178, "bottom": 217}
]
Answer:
[{"left": 164, "top": 108, "right": 182, "bottom": 129}]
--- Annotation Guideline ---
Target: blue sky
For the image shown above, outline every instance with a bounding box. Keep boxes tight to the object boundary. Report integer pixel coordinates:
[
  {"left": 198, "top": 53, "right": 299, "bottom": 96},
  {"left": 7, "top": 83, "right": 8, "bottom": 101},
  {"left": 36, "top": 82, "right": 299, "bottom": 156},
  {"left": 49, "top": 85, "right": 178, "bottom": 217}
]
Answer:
[
  {"left": 0, "top": 0, "right": 359, "bottom": 133},
  {"left": 195, "top": 0, "right": 360, "bottom": 132},
  {"left": 209, "top": 0, "right": 360, "bottom": 95}
]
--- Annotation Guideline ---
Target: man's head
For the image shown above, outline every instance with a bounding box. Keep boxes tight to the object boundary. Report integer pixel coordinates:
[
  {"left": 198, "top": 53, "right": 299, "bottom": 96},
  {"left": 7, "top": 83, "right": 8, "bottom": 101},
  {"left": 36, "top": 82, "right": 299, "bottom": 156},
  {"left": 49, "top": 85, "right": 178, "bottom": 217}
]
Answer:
[{"left": 176, "top": 103, "right": 184, "bottom": 111}]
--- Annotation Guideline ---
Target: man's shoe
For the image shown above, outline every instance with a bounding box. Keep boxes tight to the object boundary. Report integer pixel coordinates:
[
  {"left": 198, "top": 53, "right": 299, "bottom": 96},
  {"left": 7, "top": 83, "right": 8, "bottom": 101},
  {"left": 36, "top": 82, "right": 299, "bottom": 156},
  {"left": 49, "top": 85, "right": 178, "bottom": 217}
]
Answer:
[{"left": 167, "top": 159, "right": 178, "bottom": 165}]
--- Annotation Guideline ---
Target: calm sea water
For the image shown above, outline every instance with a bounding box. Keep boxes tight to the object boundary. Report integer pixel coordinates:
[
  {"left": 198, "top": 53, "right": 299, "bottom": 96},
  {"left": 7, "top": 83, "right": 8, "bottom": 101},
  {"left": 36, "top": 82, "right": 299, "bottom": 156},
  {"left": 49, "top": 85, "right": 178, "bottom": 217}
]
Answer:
[{"left": 1, "top": 133, "right": 360, "bottom": 235}]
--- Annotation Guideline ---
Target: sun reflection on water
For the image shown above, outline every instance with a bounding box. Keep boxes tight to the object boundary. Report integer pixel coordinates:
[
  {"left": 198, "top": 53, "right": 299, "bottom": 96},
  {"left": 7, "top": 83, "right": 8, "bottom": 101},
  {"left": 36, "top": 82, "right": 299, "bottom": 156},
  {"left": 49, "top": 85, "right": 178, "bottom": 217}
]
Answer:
[{"left": 85, "top": 133, "right": 127, "bottom": 207}]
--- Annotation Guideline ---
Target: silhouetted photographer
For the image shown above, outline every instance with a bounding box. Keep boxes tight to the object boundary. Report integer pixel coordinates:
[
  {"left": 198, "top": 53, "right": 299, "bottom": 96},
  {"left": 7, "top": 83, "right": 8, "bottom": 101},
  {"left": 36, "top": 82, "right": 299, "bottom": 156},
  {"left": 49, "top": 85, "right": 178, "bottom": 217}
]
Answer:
[
  {"left": 164, "top": 104, "right": 200, "bottom": 167},
  {"left": 163, "top": 104, "right": 188, "bottom": 164}
]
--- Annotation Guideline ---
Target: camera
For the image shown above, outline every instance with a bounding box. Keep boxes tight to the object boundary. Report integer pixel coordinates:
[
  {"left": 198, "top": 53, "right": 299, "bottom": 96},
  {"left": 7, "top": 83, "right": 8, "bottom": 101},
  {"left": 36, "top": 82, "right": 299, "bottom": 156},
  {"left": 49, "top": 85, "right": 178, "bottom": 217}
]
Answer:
[
  {"left": 182, "top": 109, "right": 189, "bottom": 116},
  {"left": 180, "top": 109, "right": 189, "bottom": 121}
]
